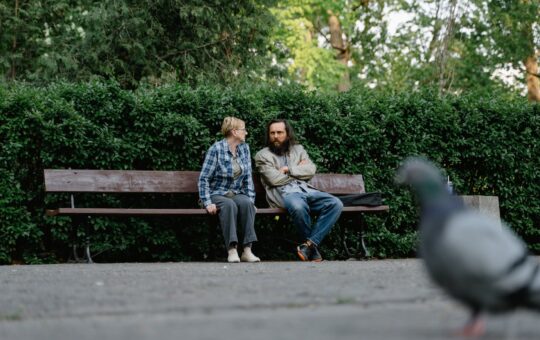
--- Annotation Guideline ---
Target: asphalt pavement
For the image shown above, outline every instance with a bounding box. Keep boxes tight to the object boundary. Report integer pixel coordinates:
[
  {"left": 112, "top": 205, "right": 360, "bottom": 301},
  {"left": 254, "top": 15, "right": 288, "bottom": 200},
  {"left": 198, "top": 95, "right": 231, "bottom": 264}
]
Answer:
[{"left": 0, "top": 259, "right": 538, "bottom": 340}]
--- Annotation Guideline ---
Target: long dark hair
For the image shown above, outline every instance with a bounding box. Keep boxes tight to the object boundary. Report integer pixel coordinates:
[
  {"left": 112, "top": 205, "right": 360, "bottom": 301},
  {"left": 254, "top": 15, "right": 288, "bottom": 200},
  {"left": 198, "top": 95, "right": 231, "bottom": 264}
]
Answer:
[{"left": 265, "top": 119, "right": 297, "bottom": 148}]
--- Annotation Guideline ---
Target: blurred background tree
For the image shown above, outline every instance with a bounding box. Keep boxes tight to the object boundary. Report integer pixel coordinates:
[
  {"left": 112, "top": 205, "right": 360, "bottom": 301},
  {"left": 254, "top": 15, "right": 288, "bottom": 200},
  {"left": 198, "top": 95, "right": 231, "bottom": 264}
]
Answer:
[
  {"left": 0, "top": 0, "right": 276, "bottom": 88},
  {"left": 1, "top": 0, "right": 539, "bottom": 99}
]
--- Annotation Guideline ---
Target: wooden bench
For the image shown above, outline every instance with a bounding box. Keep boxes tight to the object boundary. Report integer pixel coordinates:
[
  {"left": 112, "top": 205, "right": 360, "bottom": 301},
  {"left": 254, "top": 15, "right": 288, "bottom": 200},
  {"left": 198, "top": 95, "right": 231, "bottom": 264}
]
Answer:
[{"left": 44, "top": 169, "right": 389, "bottom": 262}]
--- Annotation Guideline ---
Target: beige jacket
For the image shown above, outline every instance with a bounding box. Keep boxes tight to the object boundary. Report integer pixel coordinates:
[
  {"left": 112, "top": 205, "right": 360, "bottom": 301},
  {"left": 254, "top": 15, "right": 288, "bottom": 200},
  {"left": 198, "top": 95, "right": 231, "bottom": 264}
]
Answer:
[{"left": 254, "top": 144, "right": 316, "bottom": 208}]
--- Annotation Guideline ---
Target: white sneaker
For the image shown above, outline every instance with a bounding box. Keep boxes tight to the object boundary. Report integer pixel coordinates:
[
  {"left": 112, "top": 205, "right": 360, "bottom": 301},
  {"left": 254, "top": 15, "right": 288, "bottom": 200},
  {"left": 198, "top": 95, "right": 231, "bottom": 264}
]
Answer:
[
  {"left": 227, "top": 249, "right": 240, "bottom": 263},
  {"left": 240, "top": 249, "right": 261, "bottom": 263}
]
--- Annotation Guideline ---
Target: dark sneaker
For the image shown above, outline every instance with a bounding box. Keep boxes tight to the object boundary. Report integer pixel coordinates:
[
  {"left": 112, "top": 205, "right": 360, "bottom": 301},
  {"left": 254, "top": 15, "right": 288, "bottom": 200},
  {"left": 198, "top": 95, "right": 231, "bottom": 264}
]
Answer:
[
  {"left": 309, "top": 245, "right": 323, "bottom": 262},
  {"left": 296, "top": 243, "right": 310, "bottom": 261}
]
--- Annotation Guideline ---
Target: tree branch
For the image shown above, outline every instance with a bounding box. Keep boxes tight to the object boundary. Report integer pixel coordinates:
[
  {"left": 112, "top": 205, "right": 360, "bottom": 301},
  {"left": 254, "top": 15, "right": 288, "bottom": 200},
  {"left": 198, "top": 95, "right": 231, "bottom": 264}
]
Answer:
[
  {"left": 526, "top": 70, "right": 540, "bottom": 79},
  {"left": 160, "top": 34, "right": 234, "bottom": 60},
  {"left": 316, "top": 27, "right": 347, "bottom": 53},
  {"left": 352, "top": 0, "right": 370, "bottom": 11}
]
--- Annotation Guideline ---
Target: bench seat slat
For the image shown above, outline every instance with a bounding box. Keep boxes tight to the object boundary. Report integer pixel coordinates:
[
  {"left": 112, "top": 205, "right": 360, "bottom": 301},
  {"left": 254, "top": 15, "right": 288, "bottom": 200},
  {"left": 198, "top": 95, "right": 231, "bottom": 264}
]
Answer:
[
  {"left": 46, "top": 205, "right": 389, "bottom": 217},
  {"left": 47, "top": 208, "right": 209, "bottom": 216},
  {"left": 256, "top": 206, "right": 390, "bottom": 213},
  {"left": 256, "top": 206, "right": 389, "bottom": 214}
]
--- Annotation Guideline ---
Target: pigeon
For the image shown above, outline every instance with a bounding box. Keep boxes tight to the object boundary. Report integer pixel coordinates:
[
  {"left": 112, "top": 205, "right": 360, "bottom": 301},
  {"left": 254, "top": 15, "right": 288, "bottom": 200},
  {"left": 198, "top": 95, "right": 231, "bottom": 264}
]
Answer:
[{"left": 396, "top": 157, "right": 540, "bottom": 336}]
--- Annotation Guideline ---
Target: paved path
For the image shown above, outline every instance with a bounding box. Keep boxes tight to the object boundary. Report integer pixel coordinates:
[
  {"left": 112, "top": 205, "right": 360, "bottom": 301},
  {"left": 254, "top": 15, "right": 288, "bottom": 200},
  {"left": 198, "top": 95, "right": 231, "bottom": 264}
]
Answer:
[{"left": 0, "top": 259, "right": 538, "bottom": 340}]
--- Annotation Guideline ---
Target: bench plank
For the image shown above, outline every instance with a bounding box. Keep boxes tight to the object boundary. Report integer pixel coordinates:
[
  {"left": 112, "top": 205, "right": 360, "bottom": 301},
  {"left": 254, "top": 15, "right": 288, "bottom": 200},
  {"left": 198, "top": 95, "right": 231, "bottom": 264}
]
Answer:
[
  {"left": 46, "top": 205, "right": 389, "bottom": 217},
  {"left": 44, "top": 170, "right": 366, "bottom": 195},
  {"left": 46, "top": 208, "right": 209, "bottom": 216},
  {"left": 44, "top": 170, "right": 201, "bottom": 193}
]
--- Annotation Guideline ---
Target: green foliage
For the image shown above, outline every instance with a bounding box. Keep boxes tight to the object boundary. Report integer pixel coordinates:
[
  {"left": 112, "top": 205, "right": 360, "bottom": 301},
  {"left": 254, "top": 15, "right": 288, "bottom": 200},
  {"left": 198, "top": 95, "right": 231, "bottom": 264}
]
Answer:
[
  {"left": 0, "top": 169, "right": 40, "bottom": 264},
  {"left": 1, "top": 0, "right": 538, "bottom": 95},
  {"left": 0, "top": 0, "right": 276, "bottom": 88},
  {"left": 269, "top": 0, "right": 346, "bottom": 90},
  {"left": 484, "top": 0, "right": 540, "bottom": 65},
  {"left": 1, "top": 81, "right": 539, "bottom": 263},
  {"left": 268, "top": 0, "right": 540, "bottom": 94}
]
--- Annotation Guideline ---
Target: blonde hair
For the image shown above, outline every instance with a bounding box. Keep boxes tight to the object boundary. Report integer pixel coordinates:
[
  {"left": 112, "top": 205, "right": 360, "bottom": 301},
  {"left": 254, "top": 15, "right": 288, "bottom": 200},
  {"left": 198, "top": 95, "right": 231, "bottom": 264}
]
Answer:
[{"left": 221, "top": 116, "right": 245, "bottom": 137}]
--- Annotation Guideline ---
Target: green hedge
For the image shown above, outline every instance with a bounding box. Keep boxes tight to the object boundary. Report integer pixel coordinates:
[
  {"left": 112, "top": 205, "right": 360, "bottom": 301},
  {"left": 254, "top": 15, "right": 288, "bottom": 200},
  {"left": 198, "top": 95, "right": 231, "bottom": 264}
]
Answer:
[{"left": 1, "top": 82, "right": 539, "bottom": 264}]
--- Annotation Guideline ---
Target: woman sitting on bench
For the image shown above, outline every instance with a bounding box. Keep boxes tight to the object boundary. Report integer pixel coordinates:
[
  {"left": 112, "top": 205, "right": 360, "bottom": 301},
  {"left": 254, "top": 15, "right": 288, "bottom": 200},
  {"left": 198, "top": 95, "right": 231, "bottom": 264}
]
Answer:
[{"left": 198, "top": 116, "right": 260, "bottom": 263}]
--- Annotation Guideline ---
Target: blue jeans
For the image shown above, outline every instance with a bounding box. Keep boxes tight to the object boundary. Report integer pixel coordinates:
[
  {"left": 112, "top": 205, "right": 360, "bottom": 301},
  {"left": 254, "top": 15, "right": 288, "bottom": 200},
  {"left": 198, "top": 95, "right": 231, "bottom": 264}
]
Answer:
[{"left": 282, "top": 191, "right": 343, "bottom": 246}]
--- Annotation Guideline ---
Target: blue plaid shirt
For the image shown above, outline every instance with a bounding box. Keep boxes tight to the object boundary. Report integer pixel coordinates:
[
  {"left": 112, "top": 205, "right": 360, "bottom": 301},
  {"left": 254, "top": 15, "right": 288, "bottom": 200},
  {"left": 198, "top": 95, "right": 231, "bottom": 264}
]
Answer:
[{"left": 198, "top": 139, "right": 255, "bottom": 207}]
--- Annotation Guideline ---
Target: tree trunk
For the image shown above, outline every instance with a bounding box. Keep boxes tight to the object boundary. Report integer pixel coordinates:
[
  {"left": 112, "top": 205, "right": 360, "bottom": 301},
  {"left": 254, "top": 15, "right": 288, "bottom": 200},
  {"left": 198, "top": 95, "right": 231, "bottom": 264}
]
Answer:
[
  {"left": 425, "top": 0, "right": 442, "bottom": 63},
  {"left": 328, "top": 14, "right": 351, "bottom": 92},
  {"left": 436, "top": 0, "right": 458, "bottom": 95},
  {"left": 519, "top": 0, "right": 540, "bottom": 101},
  {"left": 525, "top": 54, "right": 540, "bottom": 102}
]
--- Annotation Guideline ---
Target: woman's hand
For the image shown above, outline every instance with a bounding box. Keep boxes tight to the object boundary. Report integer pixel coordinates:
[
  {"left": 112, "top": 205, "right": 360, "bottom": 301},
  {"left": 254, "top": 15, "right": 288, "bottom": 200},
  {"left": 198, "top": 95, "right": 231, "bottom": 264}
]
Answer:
[{"left": 206, "top": 204, "right": 218, "bottom": 215}]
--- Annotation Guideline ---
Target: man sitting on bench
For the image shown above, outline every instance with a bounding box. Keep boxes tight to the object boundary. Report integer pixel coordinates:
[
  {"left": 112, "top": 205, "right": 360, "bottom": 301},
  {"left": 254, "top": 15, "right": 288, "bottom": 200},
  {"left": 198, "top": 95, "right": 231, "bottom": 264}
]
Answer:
[{"left": 255, "top": 119, "right": 343, "bottom": 262}]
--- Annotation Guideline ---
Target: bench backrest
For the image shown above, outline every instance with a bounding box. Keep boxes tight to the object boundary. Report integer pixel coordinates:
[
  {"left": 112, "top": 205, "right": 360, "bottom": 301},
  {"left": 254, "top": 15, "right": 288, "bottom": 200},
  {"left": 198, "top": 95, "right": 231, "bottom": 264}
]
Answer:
[{"left": 44, "top": 170, "right": 365, "bottom": 194}]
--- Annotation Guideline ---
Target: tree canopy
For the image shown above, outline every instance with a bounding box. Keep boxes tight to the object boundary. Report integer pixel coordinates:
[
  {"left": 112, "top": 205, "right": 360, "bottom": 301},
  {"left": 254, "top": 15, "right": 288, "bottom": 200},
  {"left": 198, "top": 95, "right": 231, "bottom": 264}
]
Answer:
[
  {"left": 1, "top": 0, "right": 276, "bottom": 88},
  {"left": 1, "top": 0, "right": 539, "bottom": 98}
]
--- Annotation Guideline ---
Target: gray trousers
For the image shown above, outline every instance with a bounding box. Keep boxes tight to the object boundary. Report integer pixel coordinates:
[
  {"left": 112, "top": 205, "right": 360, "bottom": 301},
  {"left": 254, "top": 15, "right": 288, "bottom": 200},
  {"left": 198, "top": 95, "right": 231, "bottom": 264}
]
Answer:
[{"left": 211, "top": 194, "right": 257, "bottom": 249}]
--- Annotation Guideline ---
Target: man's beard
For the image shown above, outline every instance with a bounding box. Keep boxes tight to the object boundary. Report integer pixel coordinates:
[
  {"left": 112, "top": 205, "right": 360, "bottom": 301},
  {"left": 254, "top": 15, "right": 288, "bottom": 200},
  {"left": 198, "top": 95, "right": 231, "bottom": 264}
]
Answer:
[{"left": 269, "top": 139, "right": 290, "bottom": 156}]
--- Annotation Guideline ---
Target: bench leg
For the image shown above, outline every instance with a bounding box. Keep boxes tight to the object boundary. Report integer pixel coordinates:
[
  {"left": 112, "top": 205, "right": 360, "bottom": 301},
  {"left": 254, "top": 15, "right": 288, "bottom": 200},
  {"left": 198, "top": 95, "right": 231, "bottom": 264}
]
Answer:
[
  {"left": 84, "top": 221, "right": 94, "bottom": 263},
  {"left": 207, "top": 215, "right": 221, "bottom": 260},
  {"left": 69, "top": 216, "right": 79, "bottom": 262},
  {"left": 72, "top": 245, "right": 80, "bottom": 262},
  {"left": 84, "top": 243, "right": 94, "bottom": 264},
  {"left": 70, "top": 217, "right": 82, "bottom": 263},
  {"left": 71, "top": 244, "right": 93, "bottom": 263},
  {"left": 341, "top": 214, "right": 370, "bottom": 259},
  {"left": 70, "top": 216, "right": 94, "bottom": 263},
  {"left": 358, "top": 215, "right": 370, "bottom": 258}
]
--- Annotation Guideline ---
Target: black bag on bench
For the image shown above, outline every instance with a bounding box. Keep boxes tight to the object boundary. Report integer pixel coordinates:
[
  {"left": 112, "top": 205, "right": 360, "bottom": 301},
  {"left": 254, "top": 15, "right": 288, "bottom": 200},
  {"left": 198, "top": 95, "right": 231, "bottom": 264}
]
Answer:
[{"left": 337, "top": 192, "right": 383, "bottom": 207}]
